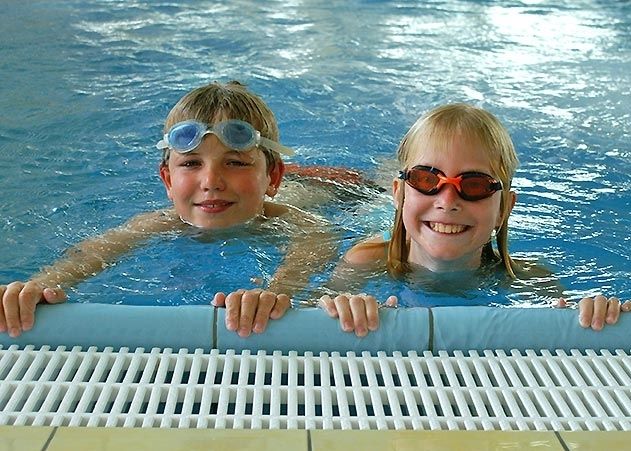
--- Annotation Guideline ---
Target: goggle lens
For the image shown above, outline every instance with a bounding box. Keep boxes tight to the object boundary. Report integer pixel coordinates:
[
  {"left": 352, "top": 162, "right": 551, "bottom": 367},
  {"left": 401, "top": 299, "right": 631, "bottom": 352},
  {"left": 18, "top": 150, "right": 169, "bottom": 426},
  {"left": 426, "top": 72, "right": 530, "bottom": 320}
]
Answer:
[
  {"left": 221, "top": 121, "right": 255, "bottom": 149},
  {"left": 400, "top": 166, "right": 502, "bottom": 201},
  {"left": 169, "top": 122, "right": 204, "bottom": 151}
]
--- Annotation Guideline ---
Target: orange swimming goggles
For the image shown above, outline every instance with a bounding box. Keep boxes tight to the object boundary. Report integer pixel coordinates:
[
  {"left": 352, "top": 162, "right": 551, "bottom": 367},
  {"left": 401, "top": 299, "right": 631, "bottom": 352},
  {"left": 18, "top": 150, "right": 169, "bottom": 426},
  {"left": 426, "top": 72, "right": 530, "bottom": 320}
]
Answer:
[{"left": 399, "top": 165, "right": 503, "bottom": 201}]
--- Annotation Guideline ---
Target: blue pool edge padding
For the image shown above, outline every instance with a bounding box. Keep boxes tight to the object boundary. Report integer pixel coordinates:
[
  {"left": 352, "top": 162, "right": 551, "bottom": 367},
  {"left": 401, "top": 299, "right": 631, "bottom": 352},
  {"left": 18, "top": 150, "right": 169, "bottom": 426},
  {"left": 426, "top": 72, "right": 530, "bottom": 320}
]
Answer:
[{"left": 1, "top": 303, "right": 629, "bottom": 353}]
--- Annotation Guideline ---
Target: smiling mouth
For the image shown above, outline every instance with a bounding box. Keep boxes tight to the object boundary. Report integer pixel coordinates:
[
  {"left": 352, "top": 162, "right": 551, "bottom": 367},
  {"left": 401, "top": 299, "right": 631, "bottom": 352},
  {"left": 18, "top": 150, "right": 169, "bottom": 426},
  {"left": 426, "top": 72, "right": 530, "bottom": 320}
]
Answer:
[
  {"left": 427, "top": 222, "right": 469, "bottom": 234},
  {"left": 195, "top": 200, "right": 234, "bottom": 212}
]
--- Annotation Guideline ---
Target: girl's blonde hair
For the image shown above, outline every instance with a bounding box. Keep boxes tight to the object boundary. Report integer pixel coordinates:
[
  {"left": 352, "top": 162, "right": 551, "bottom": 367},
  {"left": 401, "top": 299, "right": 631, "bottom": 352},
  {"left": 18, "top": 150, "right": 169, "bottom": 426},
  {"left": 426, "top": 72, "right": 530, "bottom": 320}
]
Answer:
[
  {"left": 161, "top": 81, "right": 282, "bottom": 170},
  {"left": 387, "top": 103, "right": 519, "bottom": 277}
]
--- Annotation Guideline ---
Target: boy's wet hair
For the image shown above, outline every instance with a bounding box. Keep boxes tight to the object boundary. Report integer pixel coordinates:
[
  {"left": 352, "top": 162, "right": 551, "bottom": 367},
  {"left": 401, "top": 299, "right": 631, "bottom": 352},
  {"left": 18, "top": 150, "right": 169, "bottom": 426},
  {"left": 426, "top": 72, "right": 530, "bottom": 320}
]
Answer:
[
  {"left": 388, "top": 103, "right": 520, "bottom": 277},
  {"left": 161, "top": 81, "right": 282, "bottom": 170}
]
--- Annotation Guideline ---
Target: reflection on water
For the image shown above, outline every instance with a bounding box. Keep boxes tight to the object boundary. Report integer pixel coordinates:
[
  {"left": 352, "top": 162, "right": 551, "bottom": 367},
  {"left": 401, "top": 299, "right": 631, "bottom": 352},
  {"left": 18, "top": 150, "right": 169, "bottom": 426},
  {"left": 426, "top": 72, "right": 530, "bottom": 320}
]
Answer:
[{"left": 1, "top": 0, "right": 630, "bottom": 304}]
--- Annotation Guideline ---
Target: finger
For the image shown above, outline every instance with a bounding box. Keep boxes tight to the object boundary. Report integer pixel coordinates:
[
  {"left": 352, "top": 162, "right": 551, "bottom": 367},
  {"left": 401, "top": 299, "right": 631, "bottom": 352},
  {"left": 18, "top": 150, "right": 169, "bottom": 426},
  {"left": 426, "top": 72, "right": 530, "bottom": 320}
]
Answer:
[
  {"left": 252, "top": 291, "right": 276, "bottom": 334},
  {"left": 18, "top": 281, "right": 46, "bottom": 331},
  {"left": 0, "top": 285, "right": 7, "bottom": 333},
  {"left": 578, "top": 297, "right": 594, "bottom": 328},
  {"left": 554, "top": 297, "right": 568, "bottom": 309},
  {"left": 349, "top": 295, "right": 370, "bottom": 337},
  {"left": 364, "top": 296, "right": 380, "bottom": 332},
  {"left": 591, "top": 294, "right": 610, "bottom": 330},
  {"left": 385, "top": 296, "right": 398, "bottom": 307},
  {"left": 42, "top": 287, "right": 67, "bottom": 304},
  {"left": 622, "top": 301, "right": 631, "bottom": 313},
  {"left": 269, "top": 293, "right": 291, "bottom": 320},
  {"left": 318, "top": 295, "right": 339, "bottom": 318},
  {"left": 333, "top": 295, "right": 353, "bottom": 332},
  {"left": 223, "top": 290, "right": 243, "bottom": 332},
  {"left": 211, "top": 292, "right": 227, "bottom": 307},
  {"left": 605, "top": 297, "right": 621, "bottom": 325},
  {"left": 237, "top": 290, "right": 261, "bottom": 337},
  {"left": 4, "top": 282, "right": 27, "bottom": 337}
]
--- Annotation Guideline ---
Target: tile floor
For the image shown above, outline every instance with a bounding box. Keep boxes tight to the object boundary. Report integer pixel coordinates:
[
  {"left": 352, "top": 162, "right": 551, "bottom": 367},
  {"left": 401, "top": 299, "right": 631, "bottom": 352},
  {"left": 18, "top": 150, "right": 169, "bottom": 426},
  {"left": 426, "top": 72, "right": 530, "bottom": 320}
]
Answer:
[{"left": 1, "top": 426, "right": 630, "bottom": 451}]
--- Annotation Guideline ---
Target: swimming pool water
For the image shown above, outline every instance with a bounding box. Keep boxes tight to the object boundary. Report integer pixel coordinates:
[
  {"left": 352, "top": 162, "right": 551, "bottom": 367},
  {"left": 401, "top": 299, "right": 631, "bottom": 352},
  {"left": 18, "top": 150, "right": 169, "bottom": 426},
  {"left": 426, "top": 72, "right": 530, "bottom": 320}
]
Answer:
[{"left": 1, "top": 0, "right": 630, "bottom": 306}]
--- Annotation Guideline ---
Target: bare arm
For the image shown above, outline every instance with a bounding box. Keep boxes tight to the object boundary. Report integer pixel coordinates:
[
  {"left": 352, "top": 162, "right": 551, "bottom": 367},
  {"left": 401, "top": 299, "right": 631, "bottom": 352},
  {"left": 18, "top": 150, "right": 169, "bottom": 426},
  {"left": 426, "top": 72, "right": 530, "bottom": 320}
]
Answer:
[
  {"left": 1, "top": 208, "right": 181, "bottom": 337},
  {"left": 267, "top": 205, "right": 339, "bottom": 298},
  {"left": 31, "top": 209, "right": 181, "bottom": 288},
  {"left": 212, "top": 204, "right": 339, "bottom": 336}
]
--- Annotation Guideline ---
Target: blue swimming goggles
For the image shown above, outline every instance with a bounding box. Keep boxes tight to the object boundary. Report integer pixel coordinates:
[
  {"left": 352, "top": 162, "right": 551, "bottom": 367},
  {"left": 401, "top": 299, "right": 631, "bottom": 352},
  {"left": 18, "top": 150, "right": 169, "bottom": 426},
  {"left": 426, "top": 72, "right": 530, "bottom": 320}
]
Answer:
[{"left": 156, "top": 119, "right": 294, "bottom": 156}]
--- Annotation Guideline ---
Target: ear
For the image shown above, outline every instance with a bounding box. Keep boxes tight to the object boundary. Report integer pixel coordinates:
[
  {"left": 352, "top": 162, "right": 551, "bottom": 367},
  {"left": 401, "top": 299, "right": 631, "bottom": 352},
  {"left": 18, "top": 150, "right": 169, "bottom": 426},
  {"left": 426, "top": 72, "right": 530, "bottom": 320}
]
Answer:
[
  {"left": 266, "top": 160, "right": 285, "bottom": 197},
  {"left": 159, "top": 163, "right": 174, "bottom": 201},
  {"left": 392, "top": 177, "right": 403, "bottom": 208},
  {"left": 496, "top": 190, "right": 517, "bottom": 228}
]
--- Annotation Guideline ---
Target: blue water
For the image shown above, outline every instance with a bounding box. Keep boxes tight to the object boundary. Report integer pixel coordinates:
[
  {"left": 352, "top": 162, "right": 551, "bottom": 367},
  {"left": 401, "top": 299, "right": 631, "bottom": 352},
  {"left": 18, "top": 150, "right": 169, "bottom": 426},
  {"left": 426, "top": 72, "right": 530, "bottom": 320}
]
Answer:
[{"left": 1, "top": 0, "right": 629, "bottom": 306}]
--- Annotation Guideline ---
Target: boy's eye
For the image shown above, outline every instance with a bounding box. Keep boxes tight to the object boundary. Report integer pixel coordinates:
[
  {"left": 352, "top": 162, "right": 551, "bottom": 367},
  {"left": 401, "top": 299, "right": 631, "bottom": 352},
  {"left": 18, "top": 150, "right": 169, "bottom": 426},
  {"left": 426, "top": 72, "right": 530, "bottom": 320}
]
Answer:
[
  {"left": 227, "top": 159, "right": 252, "bottom": 167},
  {"left": 179, "top": 159, "right": 201, "bottom": 167}
]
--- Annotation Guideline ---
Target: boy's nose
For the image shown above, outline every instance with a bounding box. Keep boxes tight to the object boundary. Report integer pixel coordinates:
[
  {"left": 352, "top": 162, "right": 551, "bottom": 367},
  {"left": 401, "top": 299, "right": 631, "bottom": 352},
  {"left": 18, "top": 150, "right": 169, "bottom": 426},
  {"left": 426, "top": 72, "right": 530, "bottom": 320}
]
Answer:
[{"left": 201, "top": 163, "right": 226, "bottom": 191}]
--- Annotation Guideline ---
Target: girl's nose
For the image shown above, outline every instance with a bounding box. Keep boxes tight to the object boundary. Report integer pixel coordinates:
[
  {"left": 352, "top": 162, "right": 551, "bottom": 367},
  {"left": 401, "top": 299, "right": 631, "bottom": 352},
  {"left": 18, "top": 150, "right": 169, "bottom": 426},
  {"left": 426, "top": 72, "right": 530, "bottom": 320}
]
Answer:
[{"left": 434, "top": 184, "right": 462, "bottom": 211}]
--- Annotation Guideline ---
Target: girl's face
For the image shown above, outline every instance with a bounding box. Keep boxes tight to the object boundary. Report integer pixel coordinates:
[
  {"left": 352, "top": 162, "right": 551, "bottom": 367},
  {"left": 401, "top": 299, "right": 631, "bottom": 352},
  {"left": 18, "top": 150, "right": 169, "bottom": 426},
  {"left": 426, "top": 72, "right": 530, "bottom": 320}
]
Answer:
[
  {"left": 393, "top": 133, "right": 509, "bottom": 272},
  {"left": 159, "top": 135, "right": 282, "bottom": 229}
]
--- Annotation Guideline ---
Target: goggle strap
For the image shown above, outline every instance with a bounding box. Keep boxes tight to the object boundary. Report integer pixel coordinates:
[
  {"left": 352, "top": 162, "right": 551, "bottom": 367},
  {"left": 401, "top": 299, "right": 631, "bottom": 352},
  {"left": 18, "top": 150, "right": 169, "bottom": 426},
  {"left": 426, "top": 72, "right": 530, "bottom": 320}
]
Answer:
[
  {"left": 156, "top": 137, "right": 168, "bottom": 150},
  {"left": 259, "top": 136, "right": 295, "bottom": 156}
]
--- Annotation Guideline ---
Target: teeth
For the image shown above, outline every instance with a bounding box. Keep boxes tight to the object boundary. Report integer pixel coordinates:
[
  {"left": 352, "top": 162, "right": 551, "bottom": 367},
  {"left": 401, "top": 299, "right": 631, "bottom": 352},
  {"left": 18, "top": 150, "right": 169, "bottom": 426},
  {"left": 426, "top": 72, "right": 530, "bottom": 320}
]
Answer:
[{"left": 429, "top": 222, "right": 466, "bottom": 234}]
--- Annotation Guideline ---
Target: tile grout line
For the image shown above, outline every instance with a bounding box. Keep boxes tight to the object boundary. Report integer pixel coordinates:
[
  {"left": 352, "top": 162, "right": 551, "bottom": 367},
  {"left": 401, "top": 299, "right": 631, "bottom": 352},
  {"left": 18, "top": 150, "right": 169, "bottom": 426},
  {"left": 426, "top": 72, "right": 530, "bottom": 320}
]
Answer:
[
  {"left": 427, "top": 307, "right": 434, "bottom": 353},
  {"left": 41, "top": 426, "right": 58, "bottom": 451},
  {"left": 307, "top": 429, "right": 312, "bottom": 451},
  {"left": 554, "top": 431, "right": 571, "bottom": 451},
  {"left": 212, "top": 305, "right": 218, "bottom": 349}
]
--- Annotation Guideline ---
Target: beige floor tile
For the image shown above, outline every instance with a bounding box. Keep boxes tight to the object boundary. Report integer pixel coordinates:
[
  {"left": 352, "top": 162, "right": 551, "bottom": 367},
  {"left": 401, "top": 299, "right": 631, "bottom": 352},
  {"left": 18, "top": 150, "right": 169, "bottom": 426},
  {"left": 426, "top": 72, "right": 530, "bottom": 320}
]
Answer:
[
  {"left": 47, "top": 427, "right": 308, "bottom": 451},
  {"left": 559, "top": 431, "right": 631, "bottom": 450},
  {"left": 311, "top": 430, "right": 564, "bottom": 450},
  {"left": 0, "top": 426, "right": 54, "bottom": 451}
]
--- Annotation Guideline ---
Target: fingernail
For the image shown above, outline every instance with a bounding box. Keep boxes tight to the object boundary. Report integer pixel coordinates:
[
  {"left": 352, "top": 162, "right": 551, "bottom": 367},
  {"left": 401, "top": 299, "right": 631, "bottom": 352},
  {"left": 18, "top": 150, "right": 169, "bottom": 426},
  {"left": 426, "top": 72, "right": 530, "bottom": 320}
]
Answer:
[
  {"left": 22, "top": 322, "right": 33, "bottom": 331},
  {"left": 253, "top": 322, "right": 263, "bottom": 333},
  {"left": 342, "top": 322, "right": 353, "bottom": 332},
  {"left": 9, "top": 328, "right": 20, "bottom": 338},
  {"left": 238, "top": 328, "right": 251, "bottom": 338}
]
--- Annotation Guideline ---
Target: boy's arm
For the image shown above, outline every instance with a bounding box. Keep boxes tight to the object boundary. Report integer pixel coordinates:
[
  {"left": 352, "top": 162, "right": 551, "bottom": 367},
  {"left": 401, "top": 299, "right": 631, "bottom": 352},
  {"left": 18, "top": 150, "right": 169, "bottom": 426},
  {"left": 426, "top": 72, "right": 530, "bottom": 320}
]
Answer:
[
  {"left": 267, "top": 205, "right": 339, "bottom": 298},
  {"left": 1, "top": 209, "right": 180, "bottom": 337},
  {"left": 31, "top": 209, "right": 179, "bottom": 287},
  {"left": 211, "top": 205, "right": 338, "bottom": 337}
]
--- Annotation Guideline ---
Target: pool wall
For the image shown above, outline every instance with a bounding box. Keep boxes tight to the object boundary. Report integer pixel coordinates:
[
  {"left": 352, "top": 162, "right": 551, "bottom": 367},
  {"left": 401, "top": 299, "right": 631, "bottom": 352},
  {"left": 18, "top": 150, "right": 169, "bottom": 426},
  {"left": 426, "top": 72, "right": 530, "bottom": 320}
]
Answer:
[{"left": 1, "top": 304, "right": 628, "bottom": 354}]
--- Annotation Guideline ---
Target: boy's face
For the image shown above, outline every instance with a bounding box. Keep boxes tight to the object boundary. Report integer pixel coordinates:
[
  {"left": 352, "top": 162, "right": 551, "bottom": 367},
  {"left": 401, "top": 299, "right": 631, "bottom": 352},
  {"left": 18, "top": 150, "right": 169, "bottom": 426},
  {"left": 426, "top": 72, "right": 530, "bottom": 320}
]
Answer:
[{"left": 159, "top": 135, "right": 282, "bottom": 229}]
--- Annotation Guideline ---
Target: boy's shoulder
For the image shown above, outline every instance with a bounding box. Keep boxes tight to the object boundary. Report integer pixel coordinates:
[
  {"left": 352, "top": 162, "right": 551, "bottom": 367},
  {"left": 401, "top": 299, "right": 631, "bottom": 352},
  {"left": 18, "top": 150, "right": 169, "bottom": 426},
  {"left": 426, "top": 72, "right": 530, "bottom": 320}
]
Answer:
[{"left": 123, "top": 208, "right": 182, "bottom": 234}]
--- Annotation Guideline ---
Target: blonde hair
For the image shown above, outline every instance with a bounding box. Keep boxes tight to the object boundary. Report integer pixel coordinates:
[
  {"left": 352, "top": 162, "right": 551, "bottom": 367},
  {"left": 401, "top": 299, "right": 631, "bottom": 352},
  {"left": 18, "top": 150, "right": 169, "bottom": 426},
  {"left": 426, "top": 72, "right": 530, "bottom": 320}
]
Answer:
[
  {"left": 161, "top": 81, "right": 282, "bottom": 170},
  {"left": 387, "top": 103, "right": 519, "bottom": 277}
]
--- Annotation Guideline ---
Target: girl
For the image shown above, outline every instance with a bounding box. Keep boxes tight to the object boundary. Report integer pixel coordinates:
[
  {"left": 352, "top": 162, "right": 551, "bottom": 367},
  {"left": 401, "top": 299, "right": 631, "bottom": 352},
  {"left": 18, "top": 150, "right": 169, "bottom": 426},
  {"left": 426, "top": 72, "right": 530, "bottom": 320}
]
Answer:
[{"left": 319, "top": 103, "right": 629, "bottom": 336}]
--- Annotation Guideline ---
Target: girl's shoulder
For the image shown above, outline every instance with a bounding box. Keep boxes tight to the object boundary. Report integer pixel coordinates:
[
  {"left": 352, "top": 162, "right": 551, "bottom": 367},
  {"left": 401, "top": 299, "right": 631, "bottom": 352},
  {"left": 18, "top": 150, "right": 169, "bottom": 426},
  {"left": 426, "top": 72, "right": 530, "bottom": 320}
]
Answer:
[{"left": 344, "top": 235, "right": 388, "bottom": 265}]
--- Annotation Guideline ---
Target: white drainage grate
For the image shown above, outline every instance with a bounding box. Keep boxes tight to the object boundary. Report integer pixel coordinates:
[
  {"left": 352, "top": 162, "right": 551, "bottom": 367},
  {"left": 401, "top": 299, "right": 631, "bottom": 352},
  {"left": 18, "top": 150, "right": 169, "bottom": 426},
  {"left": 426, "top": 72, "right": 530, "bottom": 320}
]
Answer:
[{"left": 1, "top": 345, "right": 630, "bottom": 431}]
